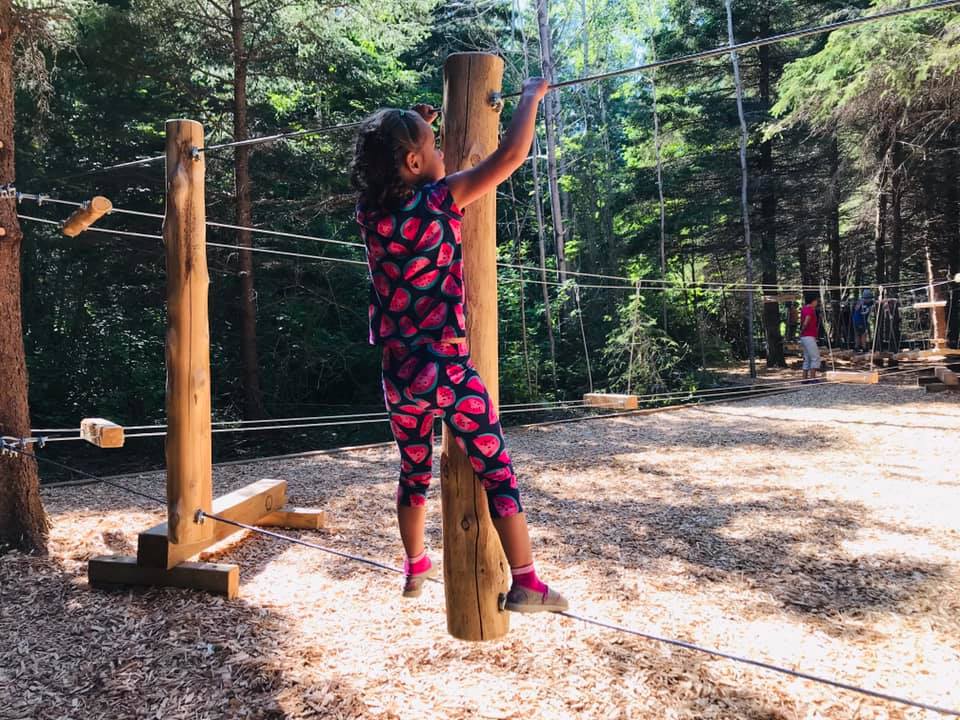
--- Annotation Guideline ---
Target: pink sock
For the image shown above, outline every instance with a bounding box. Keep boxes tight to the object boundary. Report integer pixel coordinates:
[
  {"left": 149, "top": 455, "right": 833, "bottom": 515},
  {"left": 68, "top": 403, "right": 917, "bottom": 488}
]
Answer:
[
  {"left": 404, "top": 550, "right": 431, "bottom": 576},
  {"left": 511, "top": 562, "right": 548, "bottom": 593}
]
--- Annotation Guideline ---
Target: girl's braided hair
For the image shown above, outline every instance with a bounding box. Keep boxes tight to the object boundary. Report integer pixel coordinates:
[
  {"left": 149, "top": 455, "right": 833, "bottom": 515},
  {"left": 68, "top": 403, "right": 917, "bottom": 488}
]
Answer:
[{"left": 351, "top": 109, "right": 424, "bottom": 211}]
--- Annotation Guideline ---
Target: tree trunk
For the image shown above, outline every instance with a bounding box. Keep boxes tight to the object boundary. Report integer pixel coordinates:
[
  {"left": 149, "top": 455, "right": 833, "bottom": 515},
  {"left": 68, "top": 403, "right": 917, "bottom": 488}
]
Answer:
[
  {"left": 232, "top": 0, "right": 265, "bottom": 419},
  {"left": 758, "top": 44, "right": 783, "bottom": 367},
  {"left": 945, "top": 150, "right": 959, "bottom": 348},
  {"left": 0, "top": 0, "right": 49, "bottom": 553},
  {"left": 531, "top": 136, "right": 559, "bottom": 392},
  {"left": 827, "top": 135, "right": 842, "bottom": 346},
  {"left": 889, "top": 150, "right": 904, "bottom": 293},
  {"left": 875, "top": 158, "right": 889, "bottom": 286},
  {"left": 536, "top": 0, "right": 567, "bottom": 283}
]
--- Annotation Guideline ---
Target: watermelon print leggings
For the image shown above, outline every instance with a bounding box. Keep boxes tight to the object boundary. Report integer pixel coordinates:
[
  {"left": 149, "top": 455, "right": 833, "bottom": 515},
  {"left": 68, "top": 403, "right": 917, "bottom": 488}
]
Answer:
[{"left": 381, "top": 342, "right": 522, "bottom": 519}]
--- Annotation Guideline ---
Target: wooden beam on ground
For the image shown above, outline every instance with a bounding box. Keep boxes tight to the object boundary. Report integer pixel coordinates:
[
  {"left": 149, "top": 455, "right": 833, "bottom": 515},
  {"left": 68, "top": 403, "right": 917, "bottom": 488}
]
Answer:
[
  {"left": 80, "top": 418, "right": 124, "bottom": 448},
  {"left": 935, "top": 367, "right": 959, "bottom": 386},
  {"left": 825, "top": 371, "right": 879, "bottom": 384},
  {"left": 258, "top": 507, "right": 328, "bottom": 530},
  {"left": 61, "top": 196, "right": 113, "bottom": 237},
  {"left": 89, "top": 556, "right": 239, "bottom": 598},
  {"left": 138, "top": 478, "right": 286, "bottom": 569},
  {"left": 583, "top": 393, "right": 639, "bottom": 410},
  {"left": 926, "top": 383, "right": 951, "bottom": 394}
]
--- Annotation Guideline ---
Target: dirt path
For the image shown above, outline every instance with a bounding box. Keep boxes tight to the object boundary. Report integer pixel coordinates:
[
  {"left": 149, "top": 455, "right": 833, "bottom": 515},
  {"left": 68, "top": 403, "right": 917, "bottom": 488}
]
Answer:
[{"left": 2, "top": 383, "right": 958, "bottom": 719}]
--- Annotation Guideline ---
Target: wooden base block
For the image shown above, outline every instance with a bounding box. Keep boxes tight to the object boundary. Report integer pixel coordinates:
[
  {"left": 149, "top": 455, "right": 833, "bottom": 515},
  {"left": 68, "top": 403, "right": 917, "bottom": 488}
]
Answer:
[
  {"left": 139, "top": 478, "right": 287, "bottom": 569},
  {"left": 926, "top": 383, "right": 951, "bottom": 394},
  {"left": 583, "top": 393, "right": 639, "bottom": 410},
  {"left": 825, "top": 371, "right": 879, "bottom": 385},
  {"left": 258, "top": 507, "right": 328, "bottom": 530},
  {"left": 918, "top": 376, "right": 942, "bottom": 386},
  {"left": 935, "top": 367, "right": 959, "bottom": 386},
  {"left": 89, "top": 556, "right": 239, "bottom": 598}
]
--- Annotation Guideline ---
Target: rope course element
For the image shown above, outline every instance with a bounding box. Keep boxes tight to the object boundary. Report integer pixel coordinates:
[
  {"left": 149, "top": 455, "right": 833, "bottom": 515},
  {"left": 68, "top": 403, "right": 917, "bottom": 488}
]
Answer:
[
  {"left": 186, "top": 466, "right": 952, "bottom": 719},
  {"left": 16, "top": 194, "right": 942, "bottom": 294},
  {"left": 30, "top": 362, "right": 940, "bottom": 444},
  {"left": 499, "top": 0, "right": 960, "bottom": 98},
  {"left": 15, "top": 404, "right": 959, "bottom": 717}
]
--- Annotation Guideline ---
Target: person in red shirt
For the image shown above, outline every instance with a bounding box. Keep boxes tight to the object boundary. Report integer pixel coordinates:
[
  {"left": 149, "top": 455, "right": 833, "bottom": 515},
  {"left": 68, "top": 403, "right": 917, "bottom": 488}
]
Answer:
[{"left": 799, "top": 294, "right": 821, "bottom": 381}]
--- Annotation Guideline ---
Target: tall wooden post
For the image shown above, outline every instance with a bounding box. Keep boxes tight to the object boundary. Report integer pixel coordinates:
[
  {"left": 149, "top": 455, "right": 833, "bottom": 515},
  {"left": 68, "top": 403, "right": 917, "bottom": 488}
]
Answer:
[
  {"left": 926, "top": 247, "right": 947, "bottom": 351},
  {"left": 164, "top": 119, "right": 213, "bottom": 545},
  {"left": 440, "top": 53, "right": 510, "bottom": 642}
]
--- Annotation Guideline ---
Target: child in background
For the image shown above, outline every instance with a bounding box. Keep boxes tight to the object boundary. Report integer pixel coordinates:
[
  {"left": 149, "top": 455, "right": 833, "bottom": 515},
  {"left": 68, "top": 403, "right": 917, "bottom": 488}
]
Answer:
[
  {"left": 852, "top": 289, "right": 874, "bottom": 352},
  {"left": 350, "top": 78, "right": 568, "bottom": 613}
]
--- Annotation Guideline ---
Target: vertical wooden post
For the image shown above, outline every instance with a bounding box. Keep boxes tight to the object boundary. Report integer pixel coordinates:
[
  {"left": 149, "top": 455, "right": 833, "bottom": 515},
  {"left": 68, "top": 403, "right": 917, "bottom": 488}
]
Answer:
[
  {"left": 164, "top": 120, "right": 213, "bottom": 545},
  {"left": 440, "top": 53, "right": 510, "bottom": 642},
  {"left": 926, "top": 247, "right": 947, "bottom": 350}
]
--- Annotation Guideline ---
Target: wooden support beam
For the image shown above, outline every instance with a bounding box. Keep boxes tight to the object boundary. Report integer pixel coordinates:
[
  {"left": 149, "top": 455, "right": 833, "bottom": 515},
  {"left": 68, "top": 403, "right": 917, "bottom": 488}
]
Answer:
[
  {"left": 164, "top": 118, "right": 213, "bottom": 546},
  {"left": 258, "top": 507, "right": 327, "bottom": 530},
  {"left": 583, "top": 393, "right": 639, "bottom": 410},
  {"left": 61, "top": 196, "right": 112, "bottom": 237},
  {"left": 935, "top": 367, "right": 959, "bottom": 386},
  {"left": 440, "top": 52, "right": 510, "bottom": 642},
  {"left": 89, "top": 556, "right": 239, "bottom": 598},
  {"left": 910, "top": 300, "right": 948, "bottom": 310},
  {"left": 825, "top": 371, "right": 879, "bottom": 384},
  {"left": 80, "top": 417, "right": 124, "bottom": 448},
  {"left": 138, "top": 478, "right": 286, "bottom": 569}
]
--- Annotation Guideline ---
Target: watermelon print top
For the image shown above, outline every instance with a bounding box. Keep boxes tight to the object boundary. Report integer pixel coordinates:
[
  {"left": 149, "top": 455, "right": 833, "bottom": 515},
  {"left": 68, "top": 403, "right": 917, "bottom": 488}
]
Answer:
[{"left": 357, "top": 180, "right": 466, "bottom": 348}]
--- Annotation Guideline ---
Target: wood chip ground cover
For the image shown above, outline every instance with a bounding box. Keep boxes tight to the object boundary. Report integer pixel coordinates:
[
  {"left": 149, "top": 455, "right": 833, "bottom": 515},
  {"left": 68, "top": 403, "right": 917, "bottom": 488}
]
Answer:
[{"left": 1, "top": 383, "right": 958, "bottom": 719}]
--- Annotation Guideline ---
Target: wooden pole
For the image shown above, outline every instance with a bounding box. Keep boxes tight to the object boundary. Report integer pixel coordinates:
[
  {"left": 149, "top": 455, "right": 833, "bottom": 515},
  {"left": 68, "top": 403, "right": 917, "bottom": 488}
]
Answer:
[
  {"left": 164, "top": 119, "right": 213, "bottom": 545},
  {"left": 440, "top": 52, "right": 510, "bottom": 642},
  {"left": 926, "top": 246, "right": 947, "bottom": 350}
]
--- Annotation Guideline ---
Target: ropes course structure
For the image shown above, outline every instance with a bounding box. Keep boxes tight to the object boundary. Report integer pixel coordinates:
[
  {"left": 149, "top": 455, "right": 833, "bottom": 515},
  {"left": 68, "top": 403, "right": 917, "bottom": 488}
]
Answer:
[{"left": 6, "top": 0, "right": 960, "bottom": 714}]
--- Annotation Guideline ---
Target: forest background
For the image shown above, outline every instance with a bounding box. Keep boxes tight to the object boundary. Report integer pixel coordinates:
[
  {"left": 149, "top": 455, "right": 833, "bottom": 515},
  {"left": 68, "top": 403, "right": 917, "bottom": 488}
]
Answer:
[{"left": 14, "top": 0, "right": 960, "bottom": 478}]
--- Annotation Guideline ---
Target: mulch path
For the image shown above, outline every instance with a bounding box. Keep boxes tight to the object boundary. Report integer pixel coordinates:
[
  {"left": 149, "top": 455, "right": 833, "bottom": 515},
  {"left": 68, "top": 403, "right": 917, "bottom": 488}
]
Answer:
[{"left": 2, "top": 383, "right": 958, "bottom": 719}]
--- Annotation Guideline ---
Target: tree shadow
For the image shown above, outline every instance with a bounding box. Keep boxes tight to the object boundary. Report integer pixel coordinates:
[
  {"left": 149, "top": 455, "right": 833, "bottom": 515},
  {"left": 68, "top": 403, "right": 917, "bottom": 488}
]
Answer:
[{"left": 529, "top": 481, "right": 947, "bottom": 637}]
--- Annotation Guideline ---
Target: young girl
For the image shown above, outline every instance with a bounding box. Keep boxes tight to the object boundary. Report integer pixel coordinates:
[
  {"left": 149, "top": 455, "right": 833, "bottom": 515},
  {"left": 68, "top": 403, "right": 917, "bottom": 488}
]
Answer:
[{"left": 351, "top": 77, "right": 567, "bottom": 613}]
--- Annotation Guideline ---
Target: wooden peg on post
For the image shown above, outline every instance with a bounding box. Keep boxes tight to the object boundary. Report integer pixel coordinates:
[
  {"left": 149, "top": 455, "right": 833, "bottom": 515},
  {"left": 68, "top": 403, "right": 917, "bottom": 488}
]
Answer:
[
  {"left": 440, "top": 52, "right": 510, "bottom": 642},
  {"left": 164, "top": 119, "right": 213, "bottom": 546},
  {"left": 62, "top": 196, "right": 112, "bottom": 237}
]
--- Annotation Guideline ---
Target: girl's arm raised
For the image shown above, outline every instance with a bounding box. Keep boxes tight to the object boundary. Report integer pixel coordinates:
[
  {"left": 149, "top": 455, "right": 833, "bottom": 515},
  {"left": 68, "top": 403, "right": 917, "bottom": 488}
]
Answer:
[{"left": 446, "top": 78, "right": 548, "bottom": 210}]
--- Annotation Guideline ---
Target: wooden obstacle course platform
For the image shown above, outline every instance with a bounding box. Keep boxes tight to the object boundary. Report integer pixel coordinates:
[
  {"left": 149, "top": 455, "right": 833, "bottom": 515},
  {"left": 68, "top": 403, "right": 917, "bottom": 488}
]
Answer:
[
  {"left": 583, "top": 393, "right": 639, "bottom": 410},
  {"left": 825, "top": 370, "right": 879, "bottom": 385},
  {"left": 80, "top": 417, "right": 124, "bottom": 448}
]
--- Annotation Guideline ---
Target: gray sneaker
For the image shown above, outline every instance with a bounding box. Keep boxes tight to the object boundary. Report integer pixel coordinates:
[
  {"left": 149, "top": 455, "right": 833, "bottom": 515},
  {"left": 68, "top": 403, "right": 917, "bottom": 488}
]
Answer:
[
  {"left": 503, "top": 584, "right": 569, "bottom": 613},
  {"left": 402, "top": 564, "right": 438, "bottom": 598}
]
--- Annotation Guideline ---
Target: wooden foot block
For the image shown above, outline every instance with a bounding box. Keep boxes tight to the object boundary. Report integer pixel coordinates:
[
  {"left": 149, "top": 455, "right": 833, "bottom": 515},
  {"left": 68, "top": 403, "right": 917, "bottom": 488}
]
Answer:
[
  {"left": 138, "top": 478, "right": 286, "bottom": 569},
  {"left": 80, "top": 418, "right": 125, "bottom": 448},
  {"left": 89, "top": 556, "right": 239, "bottom": 598},
  {"left": 934, "top": 367, "right": 959, "bottom": 386},
  {"left": 258, "top": 507, "right": 328, "bottom": 530},
  {"left": 825, "top": 371, "right": 879, "bottom": 384},
  {"left": 926, "top": 383, "right": 950, "bottom": 394},
  {"left": 583, "top": 393, "right": 639, "bottom": 410}
]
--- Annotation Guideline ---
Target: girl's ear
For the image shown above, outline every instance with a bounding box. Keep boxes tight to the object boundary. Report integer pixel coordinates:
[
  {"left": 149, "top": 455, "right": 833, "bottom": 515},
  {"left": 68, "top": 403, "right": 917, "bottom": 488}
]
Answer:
[{"left": 406, "top": 149, "right": 422, "bottom": 176}]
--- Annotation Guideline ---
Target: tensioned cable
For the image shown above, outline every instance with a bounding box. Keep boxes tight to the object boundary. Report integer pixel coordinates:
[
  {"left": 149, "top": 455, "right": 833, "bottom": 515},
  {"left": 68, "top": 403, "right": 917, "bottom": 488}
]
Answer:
[
  {"left": 12, "top": 403, "right": 956, "bottom": 715},
  {"left": 500, "top": 0, "right": 960, "bottom": 98},
  {"left": 197, "top": 493, "right": 958, "bottom": 717},
  {"left": 45, "top": 120, "right": 366, "bottom": 180},
  {"left": 17, "top": 195, "right": 940, "bottom": 293}
]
